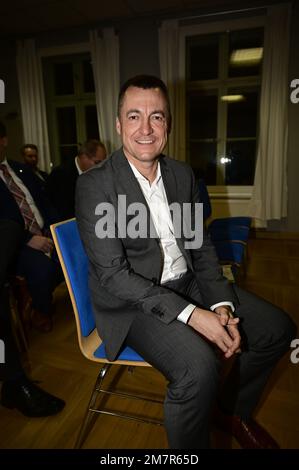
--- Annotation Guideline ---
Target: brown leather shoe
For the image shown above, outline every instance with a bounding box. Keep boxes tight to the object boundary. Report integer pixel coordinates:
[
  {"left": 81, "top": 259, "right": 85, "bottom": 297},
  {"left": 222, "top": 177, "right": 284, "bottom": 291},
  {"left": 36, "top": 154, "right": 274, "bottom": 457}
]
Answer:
[
  {"left": 214, "top": 412, "right": 280, "bottom": 449},
  {"left": 30, "top": 309, "right": 53, "bottom": 333}
]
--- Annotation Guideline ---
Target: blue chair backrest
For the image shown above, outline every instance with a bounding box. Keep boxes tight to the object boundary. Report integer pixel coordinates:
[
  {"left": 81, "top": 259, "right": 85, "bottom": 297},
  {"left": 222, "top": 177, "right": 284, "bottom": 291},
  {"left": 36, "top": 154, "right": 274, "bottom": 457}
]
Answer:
[
  {"left": 209, "top": 217, "right": 251, "bottom": 242},
  {"left": 209, "top": 216, "right": 251, "bottom": 231},
  {"left": 209, "top": 217, "right": 251, "bottom": 266},
  {"left": 54, "top": 219, "right": 95, "bottom": 337}
]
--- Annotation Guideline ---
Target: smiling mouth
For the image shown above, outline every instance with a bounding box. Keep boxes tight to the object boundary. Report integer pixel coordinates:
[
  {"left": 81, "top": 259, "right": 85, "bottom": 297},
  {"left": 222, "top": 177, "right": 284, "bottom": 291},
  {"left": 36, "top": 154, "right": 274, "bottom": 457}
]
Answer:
[{"left": 136, "top": 140, "right": 155, "bottom": 144}]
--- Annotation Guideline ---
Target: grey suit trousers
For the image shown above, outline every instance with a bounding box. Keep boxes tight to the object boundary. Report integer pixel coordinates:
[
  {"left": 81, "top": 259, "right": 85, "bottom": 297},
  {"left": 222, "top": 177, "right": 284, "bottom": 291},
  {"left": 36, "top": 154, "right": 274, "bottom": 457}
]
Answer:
[{"left": 124, "top": 272, "right": 296, "bottom": 449}]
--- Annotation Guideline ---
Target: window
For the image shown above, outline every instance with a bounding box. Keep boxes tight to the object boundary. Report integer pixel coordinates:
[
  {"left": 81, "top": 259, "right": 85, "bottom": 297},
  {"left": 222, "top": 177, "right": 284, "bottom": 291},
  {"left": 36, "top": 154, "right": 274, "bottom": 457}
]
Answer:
[
  {"left": 186, "top": 28, "right": 263, "bottom": 186},
  {"left": 43, "top": 54, "right": 98, "bottom": 167}
]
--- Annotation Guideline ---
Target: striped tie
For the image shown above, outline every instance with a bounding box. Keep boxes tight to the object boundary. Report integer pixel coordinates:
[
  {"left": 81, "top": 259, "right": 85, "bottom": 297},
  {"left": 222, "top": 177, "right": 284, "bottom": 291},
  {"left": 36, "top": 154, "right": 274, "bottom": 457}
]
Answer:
[{"left": 0, "top": 163, "right": 42, "bottom": 235}]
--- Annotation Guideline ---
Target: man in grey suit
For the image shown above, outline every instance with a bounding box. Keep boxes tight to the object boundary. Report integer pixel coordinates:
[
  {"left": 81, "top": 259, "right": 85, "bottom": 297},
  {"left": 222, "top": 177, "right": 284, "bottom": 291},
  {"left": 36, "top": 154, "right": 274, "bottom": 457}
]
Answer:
[{"left": 76, "top": 75, "right": 296, "bottom": 449}]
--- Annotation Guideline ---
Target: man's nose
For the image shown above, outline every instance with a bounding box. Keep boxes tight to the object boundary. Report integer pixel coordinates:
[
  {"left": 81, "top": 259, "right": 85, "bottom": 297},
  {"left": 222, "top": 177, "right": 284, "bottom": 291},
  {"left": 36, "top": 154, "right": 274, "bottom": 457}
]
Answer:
[{"left": 140, "top": 118, "right": 153, "bottom": 134}]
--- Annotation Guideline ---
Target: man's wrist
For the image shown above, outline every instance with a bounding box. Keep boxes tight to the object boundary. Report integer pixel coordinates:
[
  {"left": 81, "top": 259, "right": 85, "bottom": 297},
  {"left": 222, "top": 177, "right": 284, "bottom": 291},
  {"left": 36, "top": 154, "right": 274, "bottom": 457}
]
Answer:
[
  {"left": 211, "top": 301, "right": 235, "bottom": 314},
  {"left": 177, "top": 304, "right": 196, "bottom": 324},
  {"left": 214, "top": 305, "right": 234, "bottom": 318}
]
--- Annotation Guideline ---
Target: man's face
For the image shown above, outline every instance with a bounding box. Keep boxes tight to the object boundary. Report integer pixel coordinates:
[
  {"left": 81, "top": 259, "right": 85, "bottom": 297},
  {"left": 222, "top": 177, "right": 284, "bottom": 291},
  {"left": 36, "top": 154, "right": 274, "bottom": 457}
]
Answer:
[
  {"left": 116, "top": 86, "right": 168, "bottom": 164},
  {"left": 23, "top": 147, "right": 38, "bottom": 169},
  {"left": 80, "top": 145, "right": 107, "bottom": 172}
]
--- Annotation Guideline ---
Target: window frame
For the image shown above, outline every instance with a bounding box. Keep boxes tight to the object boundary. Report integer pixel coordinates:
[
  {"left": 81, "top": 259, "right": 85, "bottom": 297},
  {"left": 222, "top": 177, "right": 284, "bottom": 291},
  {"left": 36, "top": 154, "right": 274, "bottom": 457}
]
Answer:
[
  {"left": 179, "top": 15, "right": 265, "bottom": 201},
  {"left": 40, "top": 43, "right": 99, "bottom": 167}
]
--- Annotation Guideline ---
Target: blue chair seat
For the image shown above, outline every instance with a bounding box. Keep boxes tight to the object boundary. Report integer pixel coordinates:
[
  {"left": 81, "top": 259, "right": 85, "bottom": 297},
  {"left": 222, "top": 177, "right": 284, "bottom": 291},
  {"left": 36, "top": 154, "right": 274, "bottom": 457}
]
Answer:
[{"left": 94, "top": 343, "right": 145, "bottom": 362}]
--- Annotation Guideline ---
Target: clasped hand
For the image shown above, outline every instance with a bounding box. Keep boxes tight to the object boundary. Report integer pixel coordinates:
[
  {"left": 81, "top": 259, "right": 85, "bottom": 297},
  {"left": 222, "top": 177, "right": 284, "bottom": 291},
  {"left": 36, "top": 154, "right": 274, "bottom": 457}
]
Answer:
[
  {"left": 27, "top": 235, "right": 54, "bottom": 254},
  {"left": 188, "top": 306, "right": 241, "bottom": 359}
]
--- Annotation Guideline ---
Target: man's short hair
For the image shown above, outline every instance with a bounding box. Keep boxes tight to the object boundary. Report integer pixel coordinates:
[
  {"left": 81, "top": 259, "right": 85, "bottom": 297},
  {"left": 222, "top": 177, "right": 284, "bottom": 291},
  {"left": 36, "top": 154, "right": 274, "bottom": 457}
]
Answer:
[
  {"left": 0, "top": 121, "right": 7, "bottom": 138},
  {"left": 117, "top": 75, "right": 172, "bottom": 132},
  {"left": 78, "top": 139, "right": 106, "bottom": 158},
  {"left": 21, "top": 144, "right": 38, "bottom": 154}
]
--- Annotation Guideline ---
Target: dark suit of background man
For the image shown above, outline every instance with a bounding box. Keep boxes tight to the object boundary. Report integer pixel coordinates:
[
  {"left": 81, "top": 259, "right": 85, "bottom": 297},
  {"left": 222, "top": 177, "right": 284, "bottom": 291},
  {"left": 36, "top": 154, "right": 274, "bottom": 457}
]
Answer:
[
  {"left": 0, "top": 219, "right": 65, "bottom": 416},
  {"left": 0, "top": 122, "right": 62, "bottom": 332},
  {"left": 76, "top": 75, "right": 296, "bottom": 449},
  {"left": 47, "top": 140, "right": 107, "bottom": 221}
]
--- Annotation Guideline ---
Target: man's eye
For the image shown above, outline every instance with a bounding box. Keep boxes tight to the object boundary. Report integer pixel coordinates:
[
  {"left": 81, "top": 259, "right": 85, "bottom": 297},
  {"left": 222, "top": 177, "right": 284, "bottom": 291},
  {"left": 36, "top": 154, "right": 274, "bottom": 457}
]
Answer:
[
  {"left": 128, "top": 115, "right": 138, "bottom": 120},
  {"left": 152, "top": 114, "right": 164, "bottom": 122}
]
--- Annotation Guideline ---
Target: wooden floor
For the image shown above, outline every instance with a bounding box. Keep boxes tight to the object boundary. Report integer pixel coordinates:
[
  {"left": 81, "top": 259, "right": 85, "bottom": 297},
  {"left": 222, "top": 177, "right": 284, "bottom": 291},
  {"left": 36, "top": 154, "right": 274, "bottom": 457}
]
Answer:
[{"left": 0, "top": 232, "right": 299, "bottom": 449}]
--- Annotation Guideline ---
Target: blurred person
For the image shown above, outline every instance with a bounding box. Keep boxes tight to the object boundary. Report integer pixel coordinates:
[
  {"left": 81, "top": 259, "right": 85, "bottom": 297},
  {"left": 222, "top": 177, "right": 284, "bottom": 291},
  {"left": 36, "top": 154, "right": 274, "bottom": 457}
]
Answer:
[
  {"left": 47, "top": 139, "right": 106, "bottom": 220},
  {"left": 0, "top": 121, "right": 62, "bottom": 333},
  {"left": 21, "top": 144, "right": 48, "bottom": 184},
  {"left": 0, "top": 218, "right": 65, "bottom": 417}
]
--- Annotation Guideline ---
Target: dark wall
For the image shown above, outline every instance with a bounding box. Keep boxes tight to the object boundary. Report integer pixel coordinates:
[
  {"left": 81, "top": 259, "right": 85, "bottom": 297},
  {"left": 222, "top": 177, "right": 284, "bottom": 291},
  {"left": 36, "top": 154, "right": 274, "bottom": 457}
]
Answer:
[
  {"left": 0, "top": 40, "right": 23, "bottom": 161},
  {"left": 119, "top": 17, "right": 160, "bottom": 85}
]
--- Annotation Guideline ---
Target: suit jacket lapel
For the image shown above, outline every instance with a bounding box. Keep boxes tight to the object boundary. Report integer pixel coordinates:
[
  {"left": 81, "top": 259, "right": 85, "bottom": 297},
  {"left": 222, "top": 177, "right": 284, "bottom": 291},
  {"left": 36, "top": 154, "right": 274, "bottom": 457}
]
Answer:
[
  {"left": 159, "top": 156, "right": 177, "bottom": 207},
  {"left": 160, "top": 156, "right": 193, "bottom": 269},
  {"left": 113, "top": 149, "right": 147, "bottom": 206},
  {"left": 113, "top": 149, "right": 159, "bottom": 239}
]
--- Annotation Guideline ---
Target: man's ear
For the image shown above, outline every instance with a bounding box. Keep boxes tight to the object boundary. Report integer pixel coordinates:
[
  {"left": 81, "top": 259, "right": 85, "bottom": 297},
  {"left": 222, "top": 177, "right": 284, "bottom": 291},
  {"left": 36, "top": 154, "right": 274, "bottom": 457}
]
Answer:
[{"left": 116, "top": 117, "right": 121, "bottom": 135}]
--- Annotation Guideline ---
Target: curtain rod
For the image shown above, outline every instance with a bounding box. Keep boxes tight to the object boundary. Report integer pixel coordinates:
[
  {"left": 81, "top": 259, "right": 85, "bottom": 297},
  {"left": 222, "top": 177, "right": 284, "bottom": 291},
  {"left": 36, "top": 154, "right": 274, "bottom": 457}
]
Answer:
[{"left": 178, "top": 4, "right": 274, "bottom": 22}]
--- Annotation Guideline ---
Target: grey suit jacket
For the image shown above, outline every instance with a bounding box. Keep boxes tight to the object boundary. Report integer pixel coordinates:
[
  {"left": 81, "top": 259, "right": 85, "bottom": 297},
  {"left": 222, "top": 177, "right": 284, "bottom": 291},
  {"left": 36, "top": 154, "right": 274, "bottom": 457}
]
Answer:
[{"left": 76, "top": 148, "right": 237, "bottom": 361}]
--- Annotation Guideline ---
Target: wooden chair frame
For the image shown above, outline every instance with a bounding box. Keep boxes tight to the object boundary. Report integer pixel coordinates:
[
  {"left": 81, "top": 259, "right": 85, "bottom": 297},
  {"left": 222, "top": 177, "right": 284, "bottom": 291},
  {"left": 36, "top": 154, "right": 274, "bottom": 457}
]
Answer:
[{"left": 51, "top": 219, "right": 163, "bottom": 449}]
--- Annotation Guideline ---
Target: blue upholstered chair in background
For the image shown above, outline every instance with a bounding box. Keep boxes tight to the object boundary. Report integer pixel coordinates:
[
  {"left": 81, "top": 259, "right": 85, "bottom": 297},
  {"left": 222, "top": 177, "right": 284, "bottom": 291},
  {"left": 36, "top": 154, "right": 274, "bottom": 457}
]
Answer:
[
  {"left": 51, "top": 219, "right": 163, "bottom": 449},
  {"left": 198, "top": 179, "right": 252, "bottom": 279}
]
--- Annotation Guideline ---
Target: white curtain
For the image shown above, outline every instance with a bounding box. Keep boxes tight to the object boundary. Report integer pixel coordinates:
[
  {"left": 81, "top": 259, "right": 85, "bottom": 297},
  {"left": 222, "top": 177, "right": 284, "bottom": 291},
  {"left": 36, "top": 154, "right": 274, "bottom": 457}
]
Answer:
[
  {"left": 159, "top": 20, "right": 185, "bottom": 161},
  {"left": 248, "top": 4, "right": 291, "bottom": 223},
  {"left": 16, "top": 39, "right": 51, "bottom": 172},
  {"left": 89, "top": 28, "right": 120, "bottom": 154}
]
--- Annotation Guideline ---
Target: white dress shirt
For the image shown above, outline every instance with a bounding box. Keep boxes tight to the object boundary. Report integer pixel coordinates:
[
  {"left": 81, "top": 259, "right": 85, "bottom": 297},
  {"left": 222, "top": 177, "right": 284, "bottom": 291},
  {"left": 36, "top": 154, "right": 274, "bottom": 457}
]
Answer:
[
  {"left": 75, "top": 156, "right": 83, "bottom": 175},
  {"left": 129, "top": 161, "right": 234, "bottom": 323},
  {"left": 0, "top": 159, "right": 44, "bottom": 229}
]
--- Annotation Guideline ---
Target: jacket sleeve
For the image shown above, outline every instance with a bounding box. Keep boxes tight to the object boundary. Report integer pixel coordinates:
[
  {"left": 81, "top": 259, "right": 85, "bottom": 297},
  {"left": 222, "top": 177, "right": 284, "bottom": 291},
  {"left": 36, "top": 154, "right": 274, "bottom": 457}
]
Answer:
[{"left": 75, "top": 169, "right": 189, "bottom": 324}]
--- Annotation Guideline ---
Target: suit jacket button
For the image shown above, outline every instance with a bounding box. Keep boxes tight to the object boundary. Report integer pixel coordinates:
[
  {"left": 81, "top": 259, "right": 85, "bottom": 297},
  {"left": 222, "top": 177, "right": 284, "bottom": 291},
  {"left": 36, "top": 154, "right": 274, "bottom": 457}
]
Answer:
[{"left": 152, "top": 277, "right": 157, "bottom": 284}]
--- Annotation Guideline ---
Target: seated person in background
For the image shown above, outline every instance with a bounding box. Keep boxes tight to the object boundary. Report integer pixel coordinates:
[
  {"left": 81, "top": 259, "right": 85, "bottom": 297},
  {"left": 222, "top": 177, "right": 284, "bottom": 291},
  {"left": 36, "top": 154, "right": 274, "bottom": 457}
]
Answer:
[
  {"left": 47, "top": 139, "right": 107, "bottom": 220},
  {"left": 21, "top": 144, "right": 48, "bottom": 185},
  {"left": 0, "top": 121, "right": 62, "bottom": 333},
  {"left": 0, "top": 218, "right": 65, "bottom": 417}
]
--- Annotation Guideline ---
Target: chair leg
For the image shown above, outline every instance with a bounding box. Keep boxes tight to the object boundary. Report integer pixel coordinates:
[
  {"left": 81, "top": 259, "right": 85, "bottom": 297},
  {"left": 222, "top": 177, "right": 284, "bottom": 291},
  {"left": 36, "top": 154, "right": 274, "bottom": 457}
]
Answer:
[
  {"left": 9, "top": 282, "right": 29, "bottom": 354},
  {"left": 10, "top": 276, "right": 32, "bottom": 346},
  {"left": 75, "top": 363, "right": 111, "bottom": 449}
]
